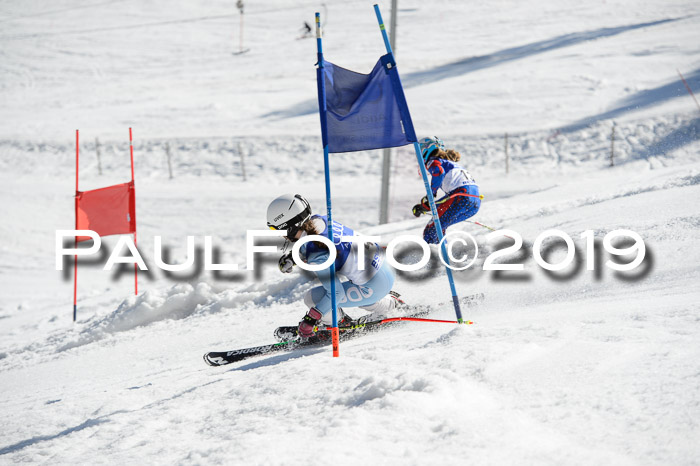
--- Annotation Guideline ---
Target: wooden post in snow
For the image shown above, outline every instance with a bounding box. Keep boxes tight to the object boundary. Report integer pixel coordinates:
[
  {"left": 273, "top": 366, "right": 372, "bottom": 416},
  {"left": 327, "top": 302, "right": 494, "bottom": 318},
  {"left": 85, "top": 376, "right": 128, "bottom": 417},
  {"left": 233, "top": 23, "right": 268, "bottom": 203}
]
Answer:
[
  {"left": 238, "top": 141, "right": 247, "bottom": 181},
  {"left": 165, "top": 142, "right": 174, "bottom": 179},
  {"left": 95, "top": 137, "right": 103, "bottom": 175},
  {"left": 505, "top": 132, "right": 509, "bottom": 174},
  {"left": 237, "top": 0, "right": 245, "bottom": 54},
  {"left": 610, "top": 122, "right": 616, "bottom": 167}
]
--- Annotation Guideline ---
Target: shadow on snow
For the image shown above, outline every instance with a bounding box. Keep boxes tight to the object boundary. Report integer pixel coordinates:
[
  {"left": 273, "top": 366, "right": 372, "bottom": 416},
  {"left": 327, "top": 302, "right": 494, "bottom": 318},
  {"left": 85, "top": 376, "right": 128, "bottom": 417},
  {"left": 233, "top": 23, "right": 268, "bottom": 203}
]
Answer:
[
  {"left": 562, "top": 67, "right": 700, "bottom": 132},
  {"left": 0, "top": 419, "right": 110, "bottom": 456},
  {"left": 263, "top": 16, "right": 689, "bottom": 120}
]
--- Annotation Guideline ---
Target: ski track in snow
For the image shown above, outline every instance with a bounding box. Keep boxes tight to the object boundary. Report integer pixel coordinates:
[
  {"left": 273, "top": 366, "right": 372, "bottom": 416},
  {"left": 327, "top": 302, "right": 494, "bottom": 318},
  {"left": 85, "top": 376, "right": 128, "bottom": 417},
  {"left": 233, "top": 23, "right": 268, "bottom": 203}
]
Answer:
[{"left": 1, "top": 0, "right": 700, "bottom": 464}]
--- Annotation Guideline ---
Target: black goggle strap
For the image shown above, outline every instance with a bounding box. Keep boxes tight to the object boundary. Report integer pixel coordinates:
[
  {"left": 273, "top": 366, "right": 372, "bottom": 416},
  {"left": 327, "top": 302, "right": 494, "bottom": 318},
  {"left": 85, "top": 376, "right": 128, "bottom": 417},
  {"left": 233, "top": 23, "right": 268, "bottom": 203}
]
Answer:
[{"left": 285, "top": 224, "right": 301, "bottom": 240}]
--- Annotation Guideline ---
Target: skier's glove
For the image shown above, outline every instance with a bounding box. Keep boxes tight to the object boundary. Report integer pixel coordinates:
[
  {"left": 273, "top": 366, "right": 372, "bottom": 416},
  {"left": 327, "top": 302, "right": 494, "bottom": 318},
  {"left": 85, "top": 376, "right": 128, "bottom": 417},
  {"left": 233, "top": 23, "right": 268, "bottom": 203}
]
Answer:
[
  {"left": 413, "top": 196, "right": 433, "bottom": 217},
  {"left": 298, "top": 308, "right": 322, "bottom": 338},
  {"left": 278, "top": 252, "right": 295, "bottom": 273},
  {"left": 412, "top": 204, "right": 425, "bottom": 217}
]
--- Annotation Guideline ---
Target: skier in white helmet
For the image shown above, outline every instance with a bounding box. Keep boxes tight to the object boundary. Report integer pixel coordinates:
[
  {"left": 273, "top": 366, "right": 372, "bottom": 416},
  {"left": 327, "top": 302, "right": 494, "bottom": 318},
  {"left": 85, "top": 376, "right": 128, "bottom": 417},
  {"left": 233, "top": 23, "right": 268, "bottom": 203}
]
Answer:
[{"left": 267, "top": 194, "right": 402, "bottom": 339}]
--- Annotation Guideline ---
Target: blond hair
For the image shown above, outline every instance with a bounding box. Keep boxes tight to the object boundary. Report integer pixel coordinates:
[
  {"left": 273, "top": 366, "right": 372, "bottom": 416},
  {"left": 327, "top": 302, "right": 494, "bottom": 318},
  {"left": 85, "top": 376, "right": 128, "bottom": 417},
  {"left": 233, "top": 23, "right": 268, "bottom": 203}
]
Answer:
[
  {"left": 435, "top": 148, "right": 461, "bottom": 162},
  {"left": 300, "top": 217, "right": 328, "bottom": 249},
  {"left": 301, "top": 218, "right": 320, "bottom": 236}
]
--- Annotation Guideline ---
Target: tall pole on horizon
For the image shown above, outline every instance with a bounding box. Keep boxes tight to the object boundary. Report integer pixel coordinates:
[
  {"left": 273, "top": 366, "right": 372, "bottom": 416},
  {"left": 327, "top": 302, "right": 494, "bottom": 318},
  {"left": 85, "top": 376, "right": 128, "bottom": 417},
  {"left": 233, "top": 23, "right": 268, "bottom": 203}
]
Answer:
[{"left": 378, "top": 0, "right": 398, "bottom": 224}]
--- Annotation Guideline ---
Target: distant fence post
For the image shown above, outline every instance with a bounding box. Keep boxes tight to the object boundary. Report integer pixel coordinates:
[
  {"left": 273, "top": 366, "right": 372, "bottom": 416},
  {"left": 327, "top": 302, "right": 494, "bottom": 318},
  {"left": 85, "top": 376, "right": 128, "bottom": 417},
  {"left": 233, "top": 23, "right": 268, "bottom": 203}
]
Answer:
[
  {"left": 610, "top": 122, "right": 616, "bottom": 167},
  {"left": 238, "top": 141, "right": 247, "bottom": 181},
  {"left": 95, "top": 137, "right": 103, "bottom": 175},
  {"left": 504, "top": 132, "right": 509, "bottom": 174},
  {"left": 237, "top": 0, "right": 245, "bottom": 54},
  {"left": 165, "top": 142, "right": 174, "bottom": 179}
]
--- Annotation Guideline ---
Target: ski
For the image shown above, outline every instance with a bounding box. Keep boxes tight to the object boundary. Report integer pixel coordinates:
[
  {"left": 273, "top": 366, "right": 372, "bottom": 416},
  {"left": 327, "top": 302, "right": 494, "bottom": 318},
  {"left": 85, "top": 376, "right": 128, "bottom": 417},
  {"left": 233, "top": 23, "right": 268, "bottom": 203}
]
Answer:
[
  {"left": 273, "top": 292, "right": 484, "bottom": 342},
  {"left": 203, "top": 292, "right": 484, "bottom": 367},
  {"left": 203, "top": 338, "right": 324, "bottom": 367}
]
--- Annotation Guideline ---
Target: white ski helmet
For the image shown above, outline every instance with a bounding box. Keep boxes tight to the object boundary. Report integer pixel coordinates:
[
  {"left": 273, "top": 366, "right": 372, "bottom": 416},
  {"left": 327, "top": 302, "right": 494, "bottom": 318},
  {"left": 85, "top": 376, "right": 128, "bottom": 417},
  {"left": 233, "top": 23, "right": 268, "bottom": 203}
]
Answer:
[
  {"left": 419, "top": 136, "right": 445, "bottom": 163},
  {"left": 267, "top": 194, "right": 312, "bottom": 239}
]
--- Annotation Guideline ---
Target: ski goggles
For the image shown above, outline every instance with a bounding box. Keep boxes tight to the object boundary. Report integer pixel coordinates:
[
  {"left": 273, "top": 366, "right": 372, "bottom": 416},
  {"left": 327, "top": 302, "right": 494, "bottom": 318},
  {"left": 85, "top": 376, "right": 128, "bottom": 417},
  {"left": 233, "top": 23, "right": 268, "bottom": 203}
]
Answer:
[
  {"left": 267, "top": 216, "right": 307, "bottom": 239},
  {"left": 269, "top": 224, "right": 303, "bottom": 241}
]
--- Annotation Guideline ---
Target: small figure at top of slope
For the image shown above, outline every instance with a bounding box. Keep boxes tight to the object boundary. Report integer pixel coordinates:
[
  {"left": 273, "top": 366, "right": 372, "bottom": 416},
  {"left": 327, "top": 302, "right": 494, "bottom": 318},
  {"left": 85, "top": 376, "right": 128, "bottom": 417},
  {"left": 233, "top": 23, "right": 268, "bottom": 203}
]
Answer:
[
  {"left": 412, "top": 136, "right": 482, "bottom": 244},
  {"left": 267, "top": 194, "right": 402, "bottom": 339},
  {"left": 298, "top": 21, "right": 313, "bottom": 39}
]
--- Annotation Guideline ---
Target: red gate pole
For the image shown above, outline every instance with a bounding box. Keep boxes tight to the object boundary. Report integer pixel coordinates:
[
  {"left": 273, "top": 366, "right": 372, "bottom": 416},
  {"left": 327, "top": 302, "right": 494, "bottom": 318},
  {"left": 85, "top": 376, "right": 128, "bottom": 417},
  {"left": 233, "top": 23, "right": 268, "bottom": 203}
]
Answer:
[
  {"left": 74, "top": 129, "right": 79, "bottom": 321},
  {"left": 129, "top": 127, "right": 137, "bottom": 295},
  {"left": 677, "top": 69, "right": 700, "bottom": 112}
]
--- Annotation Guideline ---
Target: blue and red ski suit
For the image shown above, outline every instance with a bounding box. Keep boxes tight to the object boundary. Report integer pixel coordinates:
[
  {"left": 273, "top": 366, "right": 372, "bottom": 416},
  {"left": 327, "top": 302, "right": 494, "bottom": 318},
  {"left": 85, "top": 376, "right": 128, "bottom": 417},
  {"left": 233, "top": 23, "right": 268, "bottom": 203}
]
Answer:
[{"left": 422, "top": 158, "right": 480, "bottom": 244}]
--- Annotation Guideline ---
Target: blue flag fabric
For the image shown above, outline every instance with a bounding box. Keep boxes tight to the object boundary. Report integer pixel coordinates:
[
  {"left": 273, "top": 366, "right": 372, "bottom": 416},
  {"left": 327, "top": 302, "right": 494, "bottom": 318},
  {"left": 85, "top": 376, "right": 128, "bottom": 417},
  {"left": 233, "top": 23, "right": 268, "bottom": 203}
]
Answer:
[{"left": 323, "top": 56, "right": 416, "bottom": 153}]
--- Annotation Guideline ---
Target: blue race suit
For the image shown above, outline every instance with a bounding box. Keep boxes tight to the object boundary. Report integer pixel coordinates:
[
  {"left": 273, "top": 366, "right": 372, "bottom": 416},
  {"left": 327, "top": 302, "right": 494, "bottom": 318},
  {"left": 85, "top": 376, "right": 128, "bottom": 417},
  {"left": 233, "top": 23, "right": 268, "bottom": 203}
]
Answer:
[
  {"left": 299, "top": 215, "right": 394, "bottom": 324},
  {"left": 423, "top": 158, "right": 481, "bottom": 244}
]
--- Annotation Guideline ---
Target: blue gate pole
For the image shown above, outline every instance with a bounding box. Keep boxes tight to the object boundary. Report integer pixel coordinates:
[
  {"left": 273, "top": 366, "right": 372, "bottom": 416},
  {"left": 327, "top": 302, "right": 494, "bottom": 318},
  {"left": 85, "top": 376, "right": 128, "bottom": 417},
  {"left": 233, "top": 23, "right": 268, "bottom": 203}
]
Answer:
[
  {"left": 315, "top": 12, "right": 341, "bottom": 355},
  {"left": 373, "top": 4, "right": 464, "bottom": 323}
]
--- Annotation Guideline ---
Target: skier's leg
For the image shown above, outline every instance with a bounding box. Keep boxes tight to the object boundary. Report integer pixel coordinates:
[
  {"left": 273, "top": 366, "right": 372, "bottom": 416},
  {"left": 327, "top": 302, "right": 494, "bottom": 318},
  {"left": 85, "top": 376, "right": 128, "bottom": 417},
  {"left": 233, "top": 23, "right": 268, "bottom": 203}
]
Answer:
[
  {"left": 423, "top": 191, "right": 481, "bottom": 244},
  {"left": 302, "top": 261, "right": 395, "bottom": 325},
  {"left": 360, "top": 290, "right": 404, "bottom": 319},
  {"left": 303, "top": 286, "right": 350, "bottom": 322},
  {"left": 303, "top": 285, "right": 326, "bottom": 309},
  {"left": 422, "top": 195, "right": 459, "bottom": 244}
]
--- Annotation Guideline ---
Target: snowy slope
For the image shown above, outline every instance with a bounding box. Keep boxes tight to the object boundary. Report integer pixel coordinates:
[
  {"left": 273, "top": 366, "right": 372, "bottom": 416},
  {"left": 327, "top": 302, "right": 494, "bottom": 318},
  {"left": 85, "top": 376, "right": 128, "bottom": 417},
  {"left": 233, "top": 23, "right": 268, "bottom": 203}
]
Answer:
[
  {"left": 1, "top": 0, "right": 700, "bottom": 464},
  {"left": 1, "top": 0, "right": 699, "bottom": 139}
]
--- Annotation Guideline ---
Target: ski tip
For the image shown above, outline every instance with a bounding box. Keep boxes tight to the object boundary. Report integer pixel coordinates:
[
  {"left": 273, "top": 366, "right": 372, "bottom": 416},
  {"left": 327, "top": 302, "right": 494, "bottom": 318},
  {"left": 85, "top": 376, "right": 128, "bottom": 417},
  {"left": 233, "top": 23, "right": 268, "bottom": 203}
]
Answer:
[{"left": 203, "top": 353, "right": 219, "bottom": 366}]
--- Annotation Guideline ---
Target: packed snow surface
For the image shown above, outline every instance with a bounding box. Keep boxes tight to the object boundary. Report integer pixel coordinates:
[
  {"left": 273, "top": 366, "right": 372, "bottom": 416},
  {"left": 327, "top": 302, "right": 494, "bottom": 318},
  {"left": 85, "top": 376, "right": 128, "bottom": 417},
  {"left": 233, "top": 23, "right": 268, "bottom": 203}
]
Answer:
[{"left": 1, "top": 0, "right": 699, "bottom": 464}]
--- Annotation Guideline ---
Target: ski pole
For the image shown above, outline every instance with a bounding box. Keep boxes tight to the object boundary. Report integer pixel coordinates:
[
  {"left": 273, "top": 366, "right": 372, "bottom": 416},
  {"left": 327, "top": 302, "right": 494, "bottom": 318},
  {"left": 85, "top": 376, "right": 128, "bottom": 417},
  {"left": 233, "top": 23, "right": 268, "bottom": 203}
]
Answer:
[
  {"left": 467, "top": 220, "right": 515, "bottom": 240},
  {"left": 333, "top": 316, "right": 474, "bottom": 332},
  {"left": 377, "top": 316, "right": 473, "bottom": 325}
]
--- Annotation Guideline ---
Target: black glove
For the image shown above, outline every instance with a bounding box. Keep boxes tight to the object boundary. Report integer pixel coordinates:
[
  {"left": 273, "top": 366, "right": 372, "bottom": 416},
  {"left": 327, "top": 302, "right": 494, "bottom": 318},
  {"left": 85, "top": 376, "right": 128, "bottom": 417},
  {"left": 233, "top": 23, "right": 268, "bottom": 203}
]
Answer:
[
  {"left": 278, "top": 252, "right": 295, "bottom": 273},
  {"left": 412, "top": 196, "right": 431, "bottom": 217},
  {"left": 412, "top": 204, "right": 426, "bottom": 217}
]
